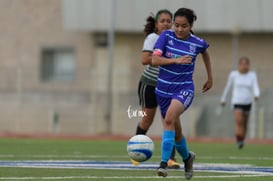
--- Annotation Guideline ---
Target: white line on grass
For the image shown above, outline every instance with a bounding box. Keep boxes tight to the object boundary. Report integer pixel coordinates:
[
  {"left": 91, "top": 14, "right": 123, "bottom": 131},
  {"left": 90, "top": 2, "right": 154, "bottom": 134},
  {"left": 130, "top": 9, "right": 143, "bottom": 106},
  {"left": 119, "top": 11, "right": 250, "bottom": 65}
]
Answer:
[
  {"left": 0, "top": 175, "right": 269, "bottom": 180},
  {"left": 0, "top": 154, "right": 273, "bottom": 161}
]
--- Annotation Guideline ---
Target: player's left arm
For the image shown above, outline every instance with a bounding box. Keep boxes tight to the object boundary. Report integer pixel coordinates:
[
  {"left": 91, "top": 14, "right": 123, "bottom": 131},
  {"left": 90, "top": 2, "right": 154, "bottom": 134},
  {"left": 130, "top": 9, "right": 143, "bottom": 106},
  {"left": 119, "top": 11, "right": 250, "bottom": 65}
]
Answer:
[
  {"left": 201, "top": 50, "right": 213, "bottom": 93},
  {"left": 253, "top": 72, "right": 260, "bottom": 101}
]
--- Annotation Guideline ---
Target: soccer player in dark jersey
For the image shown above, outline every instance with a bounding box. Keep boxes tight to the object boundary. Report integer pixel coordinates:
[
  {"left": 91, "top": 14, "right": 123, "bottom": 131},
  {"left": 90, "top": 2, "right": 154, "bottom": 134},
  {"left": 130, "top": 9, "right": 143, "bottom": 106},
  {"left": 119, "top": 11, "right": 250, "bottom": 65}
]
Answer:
[
  {"left": 135, "top": 9, "right": 180, "bottom": 168},
  {"left": 152, "top": 8, "right": 213, "bottom": 179}
]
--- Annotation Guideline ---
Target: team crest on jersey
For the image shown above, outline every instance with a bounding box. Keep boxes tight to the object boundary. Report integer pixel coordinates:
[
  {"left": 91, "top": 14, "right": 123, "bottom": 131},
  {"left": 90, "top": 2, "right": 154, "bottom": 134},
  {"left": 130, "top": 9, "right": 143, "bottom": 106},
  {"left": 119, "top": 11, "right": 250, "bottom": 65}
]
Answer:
[
  {"left": 189, "top": 44, "right": 196, "bottom": 54},
  {"left": 168, "top": 40, "right": 174, "bottom": 46}
]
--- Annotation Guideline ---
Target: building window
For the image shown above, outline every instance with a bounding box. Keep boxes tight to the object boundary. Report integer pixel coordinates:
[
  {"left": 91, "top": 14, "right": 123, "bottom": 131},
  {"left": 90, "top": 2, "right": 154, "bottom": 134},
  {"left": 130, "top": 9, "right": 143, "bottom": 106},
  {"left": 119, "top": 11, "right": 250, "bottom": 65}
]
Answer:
[{"left": 40, "top": 47, "right": 75, "bottom": 82}]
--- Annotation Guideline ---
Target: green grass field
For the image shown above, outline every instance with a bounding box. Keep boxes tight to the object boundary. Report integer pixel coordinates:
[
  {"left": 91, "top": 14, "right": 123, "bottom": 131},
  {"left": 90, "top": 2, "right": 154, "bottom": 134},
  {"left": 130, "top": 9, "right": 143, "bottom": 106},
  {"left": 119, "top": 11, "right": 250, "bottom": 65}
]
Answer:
[{"left": 0, "top": 138, "right": 272, "bottom": 180}]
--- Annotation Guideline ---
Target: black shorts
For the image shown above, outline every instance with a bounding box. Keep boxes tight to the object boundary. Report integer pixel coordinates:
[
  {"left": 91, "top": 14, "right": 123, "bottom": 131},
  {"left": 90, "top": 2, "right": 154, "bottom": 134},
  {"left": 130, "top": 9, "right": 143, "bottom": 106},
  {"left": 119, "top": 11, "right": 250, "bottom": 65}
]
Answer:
[
  {"left": 138, "top": 81, "right": 157, "bottom": 108},
  {"left": 234, "top": 104, "right": 252, "bottom": 113}
]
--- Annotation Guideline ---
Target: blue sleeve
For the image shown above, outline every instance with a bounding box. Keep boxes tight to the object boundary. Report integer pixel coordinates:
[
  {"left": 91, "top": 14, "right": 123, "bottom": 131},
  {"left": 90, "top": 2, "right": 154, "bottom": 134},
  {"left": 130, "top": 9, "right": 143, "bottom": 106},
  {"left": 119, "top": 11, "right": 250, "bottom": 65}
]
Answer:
[
  {"left": 200, "top": 40, "right": 209, "bottom": 54},
  {"left": 153, "top": 30, "right": 169, "bottom": 56}
]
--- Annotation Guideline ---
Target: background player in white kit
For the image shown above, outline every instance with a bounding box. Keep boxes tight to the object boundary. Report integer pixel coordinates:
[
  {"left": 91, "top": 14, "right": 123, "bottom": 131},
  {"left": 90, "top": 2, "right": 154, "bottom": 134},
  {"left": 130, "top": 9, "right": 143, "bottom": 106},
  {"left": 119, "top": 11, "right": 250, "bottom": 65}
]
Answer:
[{"left": 221, "top": 57, "right": 260, "bottom": 149}]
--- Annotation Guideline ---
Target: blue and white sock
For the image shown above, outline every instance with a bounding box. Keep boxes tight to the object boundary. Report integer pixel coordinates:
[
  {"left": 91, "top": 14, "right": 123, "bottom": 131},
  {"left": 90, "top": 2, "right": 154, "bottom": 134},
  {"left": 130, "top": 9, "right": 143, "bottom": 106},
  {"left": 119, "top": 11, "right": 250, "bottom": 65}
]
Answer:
[
  {"left": 175, "top": 136, "right": 190, "bottom": 161},
  {"left": 161, "top": 130, "right": 175, "bottom": 163}
]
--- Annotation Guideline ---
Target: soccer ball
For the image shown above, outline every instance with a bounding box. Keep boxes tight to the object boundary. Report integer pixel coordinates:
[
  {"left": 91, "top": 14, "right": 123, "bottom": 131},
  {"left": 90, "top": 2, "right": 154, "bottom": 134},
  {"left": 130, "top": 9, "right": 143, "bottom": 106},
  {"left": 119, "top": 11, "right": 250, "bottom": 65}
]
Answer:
[{"left": 127, "top": 135, "right": 154, "bottom": 162}]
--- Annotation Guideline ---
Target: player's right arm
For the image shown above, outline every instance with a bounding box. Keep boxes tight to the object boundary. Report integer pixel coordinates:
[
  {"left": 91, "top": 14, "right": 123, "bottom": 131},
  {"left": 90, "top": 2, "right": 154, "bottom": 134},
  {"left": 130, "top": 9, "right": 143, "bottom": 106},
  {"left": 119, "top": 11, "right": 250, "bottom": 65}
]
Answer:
[
  {"left": 152, "top": 54, "right": 192, "bottom": 66},
  {"left": 141, "top": 52, "right": 153, "bottom": 65},
  {"left": 141, "top": 34, "right": 157, "bottom": 65}
]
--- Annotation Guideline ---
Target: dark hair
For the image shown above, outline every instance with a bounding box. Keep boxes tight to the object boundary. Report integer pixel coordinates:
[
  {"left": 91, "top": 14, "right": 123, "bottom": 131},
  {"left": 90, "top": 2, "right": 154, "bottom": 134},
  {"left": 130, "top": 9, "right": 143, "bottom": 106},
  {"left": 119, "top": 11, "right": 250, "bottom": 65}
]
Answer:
[
  {"left": 174, "top": 8, "right": 197, "bottom": 26},
  {"left": 239, "top": 56, "right": 250, "bottom": 64},
  {"left": 144, "top": 9, "right": 172, "bottom": 36}
]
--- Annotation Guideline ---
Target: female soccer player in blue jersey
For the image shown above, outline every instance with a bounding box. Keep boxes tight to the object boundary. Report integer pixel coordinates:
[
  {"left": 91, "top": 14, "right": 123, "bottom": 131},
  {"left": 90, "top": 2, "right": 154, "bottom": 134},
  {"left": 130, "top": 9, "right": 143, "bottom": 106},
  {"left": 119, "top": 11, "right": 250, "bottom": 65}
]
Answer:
[
  {"left": 152, "top": 8, "right": 213, "bottom": 179},
  {"left": 135, "top": 9, "right": 180, "bottom": 168}
]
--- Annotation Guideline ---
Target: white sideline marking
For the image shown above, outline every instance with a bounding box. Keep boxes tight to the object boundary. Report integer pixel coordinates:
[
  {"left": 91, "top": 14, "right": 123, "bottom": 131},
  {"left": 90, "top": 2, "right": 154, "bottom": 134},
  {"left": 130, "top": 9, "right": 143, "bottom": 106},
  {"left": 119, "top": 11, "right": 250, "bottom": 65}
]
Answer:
[
  {"left": 0, "top": 154, "right": 272, "bottom": 160},
  {"left": 0, "top": 175, "right": 269, "bottom": 180}
]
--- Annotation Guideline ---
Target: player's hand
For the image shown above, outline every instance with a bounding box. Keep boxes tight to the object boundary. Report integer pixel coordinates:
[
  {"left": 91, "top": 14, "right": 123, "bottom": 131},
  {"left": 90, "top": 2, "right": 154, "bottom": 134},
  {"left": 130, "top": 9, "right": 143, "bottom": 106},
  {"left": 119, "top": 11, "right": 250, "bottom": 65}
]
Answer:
[
  {"left": 202, "top": 79, "right": 213, "bottom": 93},
  {"left": 175, "top": 55, "right": 192, "bottom": 64}
]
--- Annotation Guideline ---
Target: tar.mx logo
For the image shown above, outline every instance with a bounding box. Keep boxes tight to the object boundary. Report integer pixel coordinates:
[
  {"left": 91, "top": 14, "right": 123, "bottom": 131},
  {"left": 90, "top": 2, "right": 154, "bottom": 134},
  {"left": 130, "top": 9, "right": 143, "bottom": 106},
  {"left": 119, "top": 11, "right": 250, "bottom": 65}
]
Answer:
[{"left": 127, "top": 105, "right": 147, "bottom": 119}]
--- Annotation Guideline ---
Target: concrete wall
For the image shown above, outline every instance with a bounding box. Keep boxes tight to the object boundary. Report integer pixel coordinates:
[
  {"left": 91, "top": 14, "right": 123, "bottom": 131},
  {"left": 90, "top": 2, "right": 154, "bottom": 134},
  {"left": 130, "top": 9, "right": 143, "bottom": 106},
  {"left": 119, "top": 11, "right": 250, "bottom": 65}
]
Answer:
[
  {"left": 0, "top": 0, "right": 94, "bottom": 92},
  {"left": 0, "top": 0, "right": 94, "bottom": 134}
]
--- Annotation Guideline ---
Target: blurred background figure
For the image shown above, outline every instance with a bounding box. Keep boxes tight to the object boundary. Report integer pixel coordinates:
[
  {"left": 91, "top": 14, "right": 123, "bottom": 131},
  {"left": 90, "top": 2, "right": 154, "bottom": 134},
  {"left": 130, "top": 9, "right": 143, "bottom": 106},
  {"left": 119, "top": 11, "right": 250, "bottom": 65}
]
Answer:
[{"left": 221, "top": 57, "right": 260, "bottom": 149}]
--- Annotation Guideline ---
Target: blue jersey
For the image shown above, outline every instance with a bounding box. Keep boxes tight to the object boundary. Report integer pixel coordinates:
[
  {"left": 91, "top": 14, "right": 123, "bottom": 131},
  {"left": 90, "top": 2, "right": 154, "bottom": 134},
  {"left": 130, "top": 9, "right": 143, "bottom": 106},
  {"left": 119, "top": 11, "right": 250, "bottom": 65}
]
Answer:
[{"left": 153, "top": 30, "right": 209, "bottom": 98}]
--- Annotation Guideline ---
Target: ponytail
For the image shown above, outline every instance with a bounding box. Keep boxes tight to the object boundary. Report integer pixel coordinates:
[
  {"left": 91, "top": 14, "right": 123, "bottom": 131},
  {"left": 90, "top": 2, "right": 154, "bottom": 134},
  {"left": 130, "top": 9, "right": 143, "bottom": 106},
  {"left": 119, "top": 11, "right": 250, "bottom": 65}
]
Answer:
[{"left": 144, "top": 16, "right": 156, "bottom": 36}]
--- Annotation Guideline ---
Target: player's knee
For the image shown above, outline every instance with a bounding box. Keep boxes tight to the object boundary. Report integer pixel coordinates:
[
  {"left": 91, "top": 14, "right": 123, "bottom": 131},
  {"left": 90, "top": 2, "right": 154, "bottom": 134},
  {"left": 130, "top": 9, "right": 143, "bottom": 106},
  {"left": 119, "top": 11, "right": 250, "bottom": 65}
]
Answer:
[{"left": 164, "top": 117, "right": 175, "bottom": 128}]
